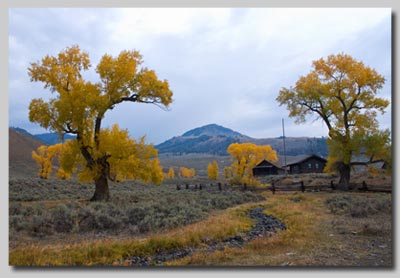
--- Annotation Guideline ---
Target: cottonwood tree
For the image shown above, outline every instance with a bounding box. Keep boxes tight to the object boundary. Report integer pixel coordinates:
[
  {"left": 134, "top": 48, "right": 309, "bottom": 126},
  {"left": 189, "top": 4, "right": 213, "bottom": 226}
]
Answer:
[
  {"left": 166, "top": 167, "right": 175, "bottom": 179},
  {"left": 179, "top": 167, "right": 196, "bottom": 178},
  {"left": 226, "top": 142, "right": 277, "bottom": 185},
  {"left": 28, "top": 45, "right": 173, "bottom": 201},
  {"left": 276, "top": 54, "right": 390, "bottom": 190},
  {"left": 32, "top": 144, "right": 62, "bottom": 179},
  {"left": 207, "top": 160, "right": 219, "bottom": 180}
]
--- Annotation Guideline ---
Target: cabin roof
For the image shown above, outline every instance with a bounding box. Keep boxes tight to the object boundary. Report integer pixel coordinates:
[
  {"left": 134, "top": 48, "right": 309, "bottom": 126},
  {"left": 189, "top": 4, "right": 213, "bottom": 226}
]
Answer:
[
  {"left": 254, "top": 159, "right": 284, "bottom": 169},
  {"left": 283, "top": 154, "right": 327, "bottom": 166}
]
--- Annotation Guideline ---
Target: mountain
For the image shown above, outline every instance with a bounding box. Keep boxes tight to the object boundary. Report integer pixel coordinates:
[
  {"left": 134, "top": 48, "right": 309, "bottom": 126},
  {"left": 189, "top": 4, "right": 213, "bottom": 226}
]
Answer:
[
  {"left": 156, "top": 124, "right": 244, "bottom": 155},
  {"left": 9, "top": 127, "right": 47, "bottom": 178},
  {"left": 35, "top": 132, "right": 76, "bottom": 145},
  {"left": 182, "top": 124, "right": 245, "bottom": 137},
  {"left": 155, "top": 124, "right": 328, "bottom": 156}
]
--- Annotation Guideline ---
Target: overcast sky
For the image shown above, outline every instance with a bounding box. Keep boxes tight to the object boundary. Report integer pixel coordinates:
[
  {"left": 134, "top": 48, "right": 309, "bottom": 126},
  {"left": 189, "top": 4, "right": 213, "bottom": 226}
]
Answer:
[{"left": 8, "top": 8, "right": 392, "bottom": 144}]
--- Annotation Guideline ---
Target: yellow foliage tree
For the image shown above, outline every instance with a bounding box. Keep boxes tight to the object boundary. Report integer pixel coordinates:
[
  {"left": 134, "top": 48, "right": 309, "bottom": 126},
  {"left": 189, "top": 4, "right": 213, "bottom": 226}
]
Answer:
[
  {"left": 227, "top": 142, "right": 277, "bottom": 185},
  {"left": 207, "top": 160, "right": 219, "bottom": 180},
  {"left": 32, "top": 143, "right": 63, "bottom": 179},
  {"left": 179, "top": 167, "right": 196, "bottom": 178},
  {"left": 32, "top": 145, "right": 52, "bottom": 179},
  {"left": 57, "top": 124, "right": 164, "bottom": 184},
  {"left": 166, "top": 167, "right": 175, "bottom": 179},
  {"left": 56, "top": 168, "right": 71, "bottom": 180},
  {"left": 28, "top": 45, "right": 173, "bottom": 201},
  {"left": 277, "top": 53, "right": 390, "bottom": 190},
  {"left": 224, "top": 166, "right": 232, "bottom": 179}
]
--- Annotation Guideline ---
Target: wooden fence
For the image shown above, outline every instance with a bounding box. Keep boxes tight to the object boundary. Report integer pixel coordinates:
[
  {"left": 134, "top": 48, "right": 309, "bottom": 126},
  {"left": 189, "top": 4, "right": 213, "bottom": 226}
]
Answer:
[
  {"left": 269, "top": 180, "right": 391, "bottom": 194},
  {"left": 175, "top": 181, "right": 391, "bottom": 194}
]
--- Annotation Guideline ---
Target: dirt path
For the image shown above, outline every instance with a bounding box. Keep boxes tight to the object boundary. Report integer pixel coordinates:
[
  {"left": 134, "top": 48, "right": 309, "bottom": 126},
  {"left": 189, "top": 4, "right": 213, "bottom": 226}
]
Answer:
[{"left": 117, "top": 207, "right": 286, "bottom": 266}]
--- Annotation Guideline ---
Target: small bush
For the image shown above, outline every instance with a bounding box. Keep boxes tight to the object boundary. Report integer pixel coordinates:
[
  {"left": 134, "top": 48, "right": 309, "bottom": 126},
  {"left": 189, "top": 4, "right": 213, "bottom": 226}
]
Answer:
[
  {"left": 77, "top": 207, "right": 98, "bottom": 232},
  {"left": 30, "top": 215, "right": 53, "bottom": 237},
  {"left": 51, "top": 204, "right": 74, "bottom": 233},
  {"left": 9, "top": 215, "right": 27, "bottom": 232},
  {"left": 9, "top": 203, "right": 22, "bottom": 215},
  {"left": 127, "top": 207, "right": 147, "bottom": 225},
  {"left": 95, "top": 214, "right": 120, "bottom": 230},
  {"left": 326, "top": 194, "right": 391, "bottom": 218},
  {"left": 9, "top": 179, "right": 265, "bottom": 239}
]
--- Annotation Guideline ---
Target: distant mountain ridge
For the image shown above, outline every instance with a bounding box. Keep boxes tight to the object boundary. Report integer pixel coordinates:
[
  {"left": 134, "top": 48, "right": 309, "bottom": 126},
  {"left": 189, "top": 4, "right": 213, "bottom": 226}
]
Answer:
[
  {"left": 9, "top": 125, "right": 328, "bottom": 158},
  {"left": 9, "top": 127, "right": 46, "bottom": 177},
  {"left": 9, "top": 127, "right": 76, "bottom": 145},
  {"left": 182, "top": 124, "right": 245, "bottom": 138},
  {"left": 35, "top": 132, "right": 76, "bottom": 145},
  {"left": 155, "top": 123, "right": 328, "bottom": 156}
]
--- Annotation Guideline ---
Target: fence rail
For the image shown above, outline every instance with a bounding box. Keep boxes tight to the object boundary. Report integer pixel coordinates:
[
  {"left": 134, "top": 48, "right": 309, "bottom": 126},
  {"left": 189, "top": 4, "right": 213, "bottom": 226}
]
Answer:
[
  {"left": 270, "top": 180, "right": 391, "bottom": 194},
  {"left": 175, "top": 181, "right": 391, "bottom": 194}
]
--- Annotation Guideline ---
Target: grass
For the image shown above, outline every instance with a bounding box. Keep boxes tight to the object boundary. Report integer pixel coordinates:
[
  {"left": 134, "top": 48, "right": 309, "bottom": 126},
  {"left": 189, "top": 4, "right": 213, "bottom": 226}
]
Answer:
[
  {"left": 165, "top": 192, "right": 391, "bottom": 266},
  {"left": 9, "top": 203, "right": 256, "bottom": 266},
  {"left": 9, "top": 176, "right": 392, "bottom": 267},
  {"left": 9, "top": 178, "right": 264, "bottom": 245}
]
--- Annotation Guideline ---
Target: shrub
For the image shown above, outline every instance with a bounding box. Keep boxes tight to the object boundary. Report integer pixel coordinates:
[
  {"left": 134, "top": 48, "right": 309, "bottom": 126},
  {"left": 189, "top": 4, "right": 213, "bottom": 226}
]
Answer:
[
  {"left": 9, "top": 215, "right": 27, "bottom": 232},
  {"left": 95, "top": 214, "right": 120, "bottom": 230},
  {"left": 326, "top": 194, "right": 391, "bottom": 218},
  {"left": 9, "top": 179, "right": 265, "bottom": 239},
  {"left": 51, "top": 204, "right": 74, "bottom": 233},
  {"left": 30, "top": 215, "right": 53, "bottom": 237},
  {"left": 126, "top": 207, "right": 147, "bottom": 225},
  {"left": 9, "top": 203, "right": 22, "bottom": 215},
  {"left": 77, "top": 207, "right": 98, "bottom": 232}
]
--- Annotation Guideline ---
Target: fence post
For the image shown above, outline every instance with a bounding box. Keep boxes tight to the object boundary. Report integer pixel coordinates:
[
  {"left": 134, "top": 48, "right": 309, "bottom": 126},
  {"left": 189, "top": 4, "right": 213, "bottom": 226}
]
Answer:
[
  {"left": 195, "top": 184, "right": 198, "bottom": 190},
  {"left": 330, "top": 180, "right": 336, "bottom": 190},
  {"left": 218, "top": 182, "right": 222, "bottom": 191},
  {"left": 271, "top": 182, "right": 275, "bottom": 194},
  {"left": 176, "top": 184, "right": 181, "bottom": 190},
  {"left": 300, "top": 181, "right": 305, "bottom": 192},
  {"left": 199, "top": 184, "right": 202, "bottom": 190},
  {"left": 243, "top": 183, "right": 247, "bottom": 191},
  {"left": 362, "top": 181, "right": 368, "bottom": 191},
  {"left": 186, "top": 184, "right": 189, "bottom": 190}
]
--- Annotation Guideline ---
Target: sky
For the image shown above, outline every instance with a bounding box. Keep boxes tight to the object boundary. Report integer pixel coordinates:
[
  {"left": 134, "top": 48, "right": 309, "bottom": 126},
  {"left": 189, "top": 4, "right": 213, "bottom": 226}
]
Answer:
[{"left": 8, "top": 8, "right": 392, "bottom": 145}]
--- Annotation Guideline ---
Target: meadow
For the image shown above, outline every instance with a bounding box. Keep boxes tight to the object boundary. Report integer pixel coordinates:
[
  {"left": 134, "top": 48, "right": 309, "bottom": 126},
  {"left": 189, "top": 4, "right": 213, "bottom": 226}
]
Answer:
[{"left": 9, "top": 173, "right": 392, "bottom": 267}]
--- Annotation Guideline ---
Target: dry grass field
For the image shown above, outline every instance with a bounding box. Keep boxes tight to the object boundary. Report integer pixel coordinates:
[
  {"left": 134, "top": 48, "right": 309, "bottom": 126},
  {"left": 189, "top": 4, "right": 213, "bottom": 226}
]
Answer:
[{"left": 9, "top": 172, "right": 392, "bottom": 267}]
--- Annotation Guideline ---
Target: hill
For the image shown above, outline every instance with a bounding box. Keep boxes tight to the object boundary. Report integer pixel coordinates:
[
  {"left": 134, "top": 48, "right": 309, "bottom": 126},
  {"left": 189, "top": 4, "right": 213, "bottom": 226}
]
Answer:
[
  {"left": 34, "top": 132, "right": 76, "bottom": 145},
  {"left": 155, "top": 124, "right": 328, "bottom": 157},
  {"left": 9, "top": 127, "right": 47, "bottom": 178},
  {"left": 182, "top": 124, "right": 245, "bottom": 137}
]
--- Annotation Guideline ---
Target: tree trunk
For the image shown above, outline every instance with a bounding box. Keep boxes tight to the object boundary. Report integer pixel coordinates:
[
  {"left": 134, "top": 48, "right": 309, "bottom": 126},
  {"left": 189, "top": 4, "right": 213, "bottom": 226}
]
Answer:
[
  {"left": 337, "top": 162, "right": 351, "bottom": 191},
  {"left": 90, "top": 171, "right": 110, "bottom": 202}
]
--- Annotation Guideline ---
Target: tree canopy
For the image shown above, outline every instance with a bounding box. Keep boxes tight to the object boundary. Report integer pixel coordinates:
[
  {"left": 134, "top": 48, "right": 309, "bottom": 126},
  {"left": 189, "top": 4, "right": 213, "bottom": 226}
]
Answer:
[
  {"left": 226, "top": 142, "right": 277, "bottom": 185},
  {"left": 28, "top": 45, "right": 173, "bottom": 201},
  {"left": 207, "top": 160, "right": 219, "bottom": 180},
  {"left": 276, "top": 53, "right": 390, "bottom": 189}
]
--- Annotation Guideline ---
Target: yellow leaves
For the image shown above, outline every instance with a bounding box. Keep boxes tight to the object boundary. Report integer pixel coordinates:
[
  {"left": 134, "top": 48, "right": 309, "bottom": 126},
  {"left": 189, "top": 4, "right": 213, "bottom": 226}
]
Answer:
[
  {"left": 56, "top": 168, "right": 71, "bottom": 180},
  {"left": 31, "top": 144, "right": 63, "bottom": 179},
  {"left": 136, "top": 68, "right": 173, "bottom": 107},
  {"left": 94, "top": 124, "right": 164, "bottom": 184},
  {"left": 227, "top": 143, "right": 277, "bottom": 185},
  {"left": 166, "top": 167, "right": 175, "bottom": 179},
  {"left": 29, "top": 99, "right": 52, "bottom": 129},
  {"left": 58, "top": 139, "right": 81, "bottom": 174},
  {"left": 28, "top": 45, "right": 173, "bottom": 190},
  {"left": 277, "top": 53, "right": 389, "bottom": 135},
  {"left": 29, "top": 45, "right": 173, "bottom": 138},
  {"left": 179, "top": 167, "right": 196, "bottom": 178},
  {"left": 28, "top": 45, "right": 90, "bottom": 94},
  {"left": 207, "top": 161, "right": 219, "bottom": 180},
  {"left": 96, "top": 50, "right": 143, "bottom": 100},
  {"left": 277, "top": 53, "right": 390, "bottom": 178}
]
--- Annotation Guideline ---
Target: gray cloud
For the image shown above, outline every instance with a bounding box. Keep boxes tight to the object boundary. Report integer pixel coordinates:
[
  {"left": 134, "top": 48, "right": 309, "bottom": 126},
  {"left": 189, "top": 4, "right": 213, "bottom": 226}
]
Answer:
[{"left": 9, "top": 8, "right": 392, "bottom": 144}]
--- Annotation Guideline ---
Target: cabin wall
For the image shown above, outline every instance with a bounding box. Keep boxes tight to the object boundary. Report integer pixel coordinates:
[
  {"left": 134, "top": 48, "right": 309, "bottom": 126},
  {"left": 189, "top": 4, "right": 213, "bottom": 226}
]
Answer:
[{"left": 289, "top": 157, "right": 326, "bottom": 174}]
